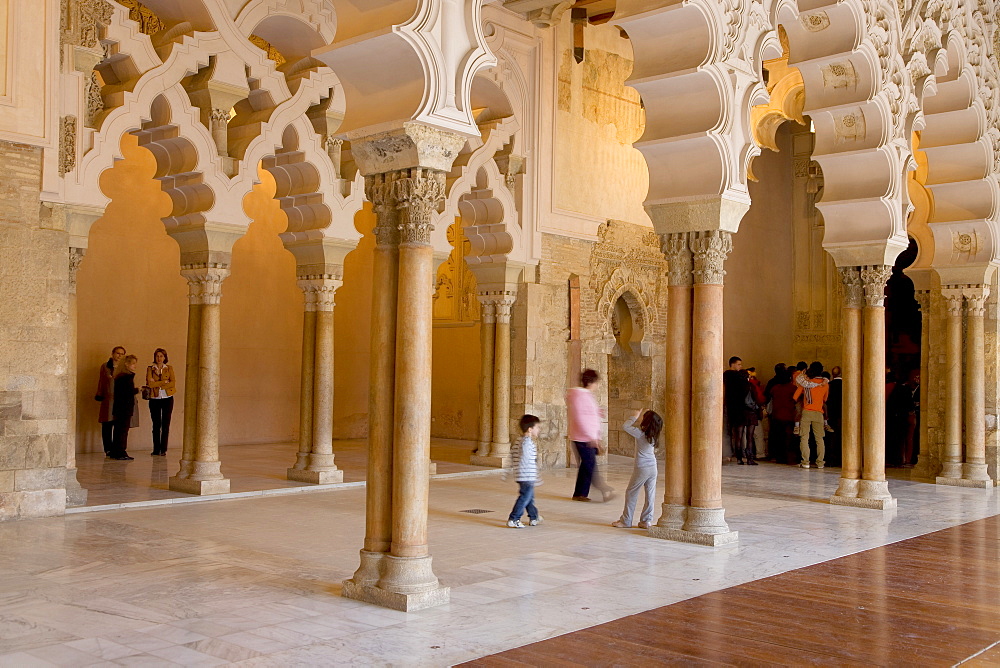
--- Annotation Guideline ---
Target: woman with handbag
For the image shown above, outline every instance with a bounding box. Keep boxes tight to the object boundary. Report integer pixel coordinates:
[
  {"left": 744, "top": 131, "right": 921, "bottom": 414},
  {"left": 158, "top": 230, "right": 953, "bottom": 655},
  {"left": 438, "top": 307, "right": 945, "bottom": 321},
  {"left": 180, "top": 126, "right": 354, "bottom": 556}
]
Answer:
[{"left": 145, "top": 348, "right": 176, "bottom": 456}]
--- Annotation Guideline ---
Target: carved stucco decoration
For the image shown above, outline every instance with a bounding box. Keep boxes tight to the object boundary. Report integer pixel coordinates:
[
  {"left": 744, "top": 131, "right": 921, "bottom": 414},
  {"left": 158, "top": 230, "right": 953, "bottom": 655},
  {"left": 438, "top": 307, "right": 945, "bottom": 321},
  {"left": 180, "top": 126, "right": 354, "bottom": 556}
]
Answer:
[
  {"left": 833, "top": 109, "right": 866, "bottom": 143},
  {"left": 116, "top": 0, "right": 165, "bottom": 35},
  {"left": 800, "top": 11, "right": 831, "bottom": 32},
  {"left": 59, "top": 116, "right": 78, "bottom": 176}
]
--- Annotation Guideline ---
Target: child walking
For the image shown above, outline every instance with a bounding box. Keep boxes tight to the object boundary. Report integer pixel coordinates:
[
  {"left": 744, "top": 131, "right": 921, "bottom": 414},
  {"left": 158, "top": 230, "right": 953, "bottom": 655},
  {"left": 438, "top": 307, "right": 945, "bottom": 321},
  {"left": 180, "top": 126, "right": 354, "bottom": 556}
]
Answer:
[
  {"left": 611, "top": 409, "right": 663, "bottom": 529},
  {"left": 506, "top": 414, "right": 543, "bottom": 528}
]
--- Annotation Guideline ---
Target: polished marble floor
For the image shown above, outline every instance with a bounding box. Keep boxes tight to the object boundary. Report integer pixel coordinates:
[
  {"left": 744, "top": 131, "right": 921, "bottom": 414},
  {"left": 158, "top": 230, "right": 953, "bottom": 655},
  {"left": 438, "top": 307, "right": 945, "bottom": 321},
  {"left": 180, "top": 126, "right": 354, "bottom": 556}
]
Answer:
[
  {"left": 2, "top": 461, "right": 998, "bottom": 665},
  {"left": 75, "top": 439, "right": 490, "bottom": 508}
]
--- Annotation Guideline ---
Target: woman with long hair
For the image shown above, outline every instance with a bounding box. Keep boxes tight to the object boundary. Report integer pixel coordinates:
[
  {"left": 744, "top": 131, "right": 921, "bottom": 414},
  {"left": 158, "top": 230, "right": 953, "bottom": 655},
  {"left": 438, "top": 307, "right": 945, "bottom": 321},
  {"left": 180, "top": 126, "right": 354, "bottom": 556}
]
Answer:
[
  {"left": 611, "top": 409, "right": 663, "bottom": 529},
  {"left": 110, "top": 354, "right": 139, "bottom": 460},
  {"left": 145, "top": 348, "right": 176, "bottom": 456}
]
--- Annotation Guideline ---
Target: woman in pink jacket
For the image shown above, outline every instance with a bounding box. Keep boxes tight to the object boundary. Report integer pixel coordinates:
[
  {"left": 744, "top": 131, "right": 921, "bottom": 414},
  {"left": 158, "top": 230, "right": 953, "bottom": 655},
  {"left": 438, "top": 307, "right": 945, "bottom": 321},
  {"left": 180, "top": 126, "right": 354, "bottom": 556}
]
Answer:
[{"left": 566, "top": 369, "right": 615, "bottom": 502}]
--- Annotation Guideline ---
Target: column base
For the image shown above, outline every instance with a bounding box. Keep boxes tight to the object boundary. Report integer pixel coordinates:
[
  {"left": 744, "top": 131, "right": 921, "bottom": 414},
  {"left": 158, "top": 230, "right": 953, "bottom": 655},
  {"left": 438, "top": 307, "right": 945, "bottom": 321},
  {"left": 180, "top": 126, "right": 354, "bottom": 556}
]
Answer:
[
  {"left": 655, "top": 503, "right": 686, "bottom": 530},
  {"left": 830, "top": 495, "right": 897, "bottom": 510},
  {"left": 962, "top": 463, "right": 993, "bottom": 483},
  {"left": 936, "top": 476, "right": 995, "bottom": 489},
  {"left": 168, "top": 476, "right": 230, "bottom": 495},
  {"left": 681, "top": 506, "right": 732, "bottom": 535},
  {"left": 65, "top": 469, "right": 88, "bottom": 507},
  {"left": 286, "top": 468, "right": 344, "bottom": 484},
  {"left": 831, "top": 477, "right": 860, "bottom": 501},
  {"left": 342, "top": 579, "right": 450, "bottom": 612},
  {"left": 348, "top": 549, "right": 384, "bottom": 588},
  {"left": 647, "top": 525, "right": 739, "bottom": 546},
  {"left": 469, "top": 455, "right": 510, "bottom": 468}
]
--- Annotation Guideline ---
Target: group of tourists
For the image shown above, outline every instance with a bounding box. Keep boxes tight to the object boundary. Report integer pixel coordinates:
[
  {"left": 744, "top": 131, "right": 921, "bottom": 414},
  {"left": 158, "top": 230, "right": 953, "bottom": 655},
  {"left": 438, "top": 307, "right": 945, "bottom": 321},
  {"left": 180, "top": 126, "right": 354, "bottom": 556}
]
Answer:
[{"left": 95, "top": 345, "right": 176, "bottom": 460}]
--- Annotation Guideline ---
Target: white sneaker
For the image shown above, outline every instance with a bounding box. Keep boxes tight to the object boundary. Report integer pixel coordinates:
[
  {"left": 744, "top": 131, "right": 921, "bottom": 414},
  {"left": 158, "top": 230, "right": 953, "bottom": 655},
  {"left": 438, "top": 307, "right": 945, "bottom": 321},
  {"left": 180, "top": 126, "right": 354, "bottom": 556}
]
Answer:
[
  {"left": 506, "top": 519, "right": 525, "bottom": 528},
  {"left": 816, "top": 464, "right": 825, "bottom": 469},
  {"left": 799, "top": 463, "right": 811, "bottom": 469},
  {"left": 529, "top": 517, "right": 543, "bottom": 526}
]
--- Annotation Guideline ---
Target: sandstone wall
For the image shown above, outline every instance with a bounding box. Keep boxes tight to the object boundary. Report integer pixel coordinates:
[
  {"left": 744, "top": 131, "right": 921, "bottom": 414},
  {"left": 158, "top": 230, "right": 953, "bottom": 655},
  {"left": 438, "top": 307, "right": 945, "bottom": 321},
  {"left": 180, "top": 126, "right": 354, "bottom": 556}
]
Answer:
[{"left": 0, "top": 141, "right": 69, "bottom": 519}]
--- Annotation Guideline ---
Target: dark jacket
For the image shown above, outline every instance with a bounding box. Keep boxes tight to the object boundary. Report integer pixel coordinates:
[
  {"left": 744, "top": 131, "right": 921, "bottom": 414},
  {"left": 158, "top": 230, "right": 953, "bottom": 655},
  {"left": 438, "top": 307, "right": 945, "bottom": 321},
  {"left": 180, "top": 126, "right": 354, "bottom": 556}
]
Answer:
[
  {"left": 96, "top": 359, "right": 115, "bottom": 423},
  {"left": 112, "top": 372, "right": 137, "bottom": 421}
]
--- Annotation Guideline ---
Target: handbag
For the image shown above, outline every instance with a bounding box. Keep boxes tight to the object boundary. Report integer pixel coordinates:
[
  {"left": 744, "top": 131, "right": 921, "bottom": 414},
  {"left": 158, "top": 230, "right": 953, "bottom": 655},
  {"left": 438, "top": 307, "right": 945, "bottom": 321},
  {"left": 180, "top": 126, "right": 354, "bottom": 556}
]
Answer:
[
  {"left": 744, "top": 389, "right": 758, "bottom": 411},
  {"left": 140, "top": 385, "right": 152, "bottom": 401}
]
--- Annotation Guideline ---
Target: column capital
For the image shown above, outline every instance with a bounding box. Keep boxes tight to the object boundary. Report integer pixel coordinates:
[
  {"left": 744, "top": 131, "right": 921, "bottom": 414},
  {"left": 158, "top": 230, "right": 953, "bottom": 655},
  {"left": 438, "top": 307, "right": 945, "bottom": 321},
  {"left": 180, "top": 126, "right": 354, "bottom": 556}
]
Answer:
[
  {"left": 913, "top": 288, "right": 930, "bottom": 312},
  {"left": 838, "top": 266, "right": 864, "bottom": 309},
  {"left": 660, "top": 232, "right": 692, "bottom": 287},
  {"left": 365, "top": 172, "right": 401, "bottom": 247},
  {"left": 941, "top": 286, "right": 965, "bottom": 316},
  {"left": 689, "top": 230, "right": 732, "bottom": 285},
  {"left": 963, "top": 284, "right": 990, "bottom": 317},
  {"left": 478, "top": 300, "right": 496, "bottom": 324},
  {"left": 393, "top": 168, "right": 446, "bottom": 246},
  {"left": 860, "top": 265, "right": 892, "bottom": 307},
  {"left": 298, "top": 277, "right": 343, "bottom": 312},
  {"left": 181, "top": 265, "right": 230, "bottom": 305}
]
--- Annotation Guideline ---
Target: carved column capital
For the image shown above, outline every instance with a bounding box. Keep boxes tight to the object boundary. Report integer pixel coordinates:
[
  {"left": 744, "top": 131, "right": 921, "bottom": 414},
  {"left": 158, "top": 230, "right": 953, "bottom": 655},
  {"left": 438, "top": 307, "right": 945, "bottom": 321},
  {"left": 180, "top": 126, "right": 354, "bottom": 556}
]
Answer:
[
  {"left": 365, "top": 172, "right": 400, "bottom": 247},
  {"left": 913, "top": 288, "right": 930, "bottom": 312},
  {"left": 963, "top": 284, "right": 990, "bottom": 318},
  {"left": 478, "top": 291, "right": 516, "bottom": 323},
  {"left": 838, "top": 266, "right": 864, "bottom": 309},
  {"left": 68, "top": 246, "right": 86, "bottom": 295},
  {"left": 941, "top": 287, "right": 965, "bottom": 317},
  {"left": 660, "top": 232, "right": 692, "bottom": 287},
  {"left": 181, "top": 265, "right": 230, "bottom": 305},
  {"left": 477, "top": 299, "right": 496, "bottom": 324},
  {"left": 689, "top": 230, "right": 732, "bottom": 285},
  {"left": 298, "top": 276, "right": 342, "bottom": 312},
  {"left": 860, "top": 264, "right": 893, "bottom": 307},
  {"left": 392, "top": 168, "right": 445, "bottom": 246},
  {"left": 210, "top": 108, "right": 230, "bottom": 123}
]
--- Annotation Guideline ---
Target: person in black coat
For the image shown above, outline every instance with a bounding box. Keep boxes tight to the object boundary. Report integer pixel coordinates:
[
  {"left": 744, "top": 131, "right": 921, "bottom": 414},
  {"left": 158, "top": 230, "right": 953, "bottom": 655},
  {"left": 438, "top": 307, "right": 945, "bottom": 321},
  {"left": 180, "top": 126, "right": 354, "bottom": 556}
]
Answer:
[{"left": 110, "top": 354, "right": 139, "bottom": 460}]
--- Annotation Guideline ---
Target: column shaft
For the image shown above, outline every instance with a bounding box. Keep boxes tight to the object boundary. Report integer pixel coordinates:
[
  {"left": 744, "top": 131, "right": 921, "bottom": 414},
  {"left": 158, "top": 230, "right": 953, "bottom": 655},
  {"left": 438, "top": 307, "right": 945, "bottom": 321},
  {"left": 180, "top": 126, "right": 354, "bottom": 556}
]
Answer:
[
  {"left": 391, "top": 240, "right": 434, "bottom": 558},
  {"left": 834, "top": 267, "right": 862, "bottom": 499},
  {"left": 963, "top": 287, "right": 991, "bottom": 482},
  {"left": 475, "top": 303, "right": 495, "bottom": 457},
  {"left": 913, "top": 290, "right": 932, "bottom": 476},
  {"left": 309, "top": 307, "right": 337, "bottom": 469},
  {"left": 939, "top": 289, "right": 964, "bottom": 480},
  {"left": 178, "top": 302, "right": 202, "bottom": 479},
  {"left": 191, "top": 301, "right": 224, "bottom": 482},
  {"left": 65, "top": 247, "right": 87, "bottom": 506},
  {"left": 857, "top": 265, "right": 893, "bottom": 505},
  {"left": 291, "top": 306, "right": 316, "bottom": 472},
  {"left": 491, "top": 301, "right": 513, "bottom": 460}
]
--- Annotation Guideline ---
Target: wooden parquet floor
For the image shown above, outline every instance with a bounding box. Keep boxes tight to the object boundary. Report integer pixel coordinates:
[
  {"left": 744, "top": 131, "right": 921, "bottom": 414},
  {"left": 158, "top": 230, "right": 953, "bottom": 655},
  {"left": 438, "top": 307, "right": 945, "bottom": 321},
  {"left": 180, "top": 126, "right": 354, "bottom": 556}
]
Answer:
[{"left": 462, "top": 516, "right": 1000, "bottom": 667}]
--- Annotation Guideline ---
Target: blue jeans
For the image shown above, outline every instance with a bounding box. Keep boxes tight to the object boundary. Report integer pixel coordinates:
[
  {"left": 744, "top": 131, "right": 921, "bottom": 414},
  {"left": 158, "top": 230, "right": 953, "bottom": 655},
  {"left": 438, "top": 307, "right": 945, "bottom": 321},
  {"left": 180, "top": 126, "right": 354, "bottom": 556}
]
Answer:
[{"left": 509, "top": 481, "right": 538, "bottom": 522}]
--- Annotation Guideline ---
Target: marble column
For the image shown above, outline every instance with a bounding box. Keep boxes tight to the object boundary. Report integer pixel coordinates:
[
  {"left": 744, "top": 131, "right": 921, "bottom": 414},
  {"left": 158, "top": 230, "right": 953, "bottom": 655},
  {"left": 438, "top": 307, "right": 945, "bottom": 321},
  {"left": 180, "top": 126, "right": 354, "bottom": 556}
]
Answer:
[
  {"left": 832, "top": 267, "right": 863, "bottom": 502},
  {"left": 288, "top": 289, "right": 317, "bottom": 475},
  {"left": 962, "top": 285, "right": 993, "bottom": 486},
  {"left": 474, "top": 301, "right": 496, "bottom": 458},
  {"left": 169, "top": 267, "right": 231, "bottom": 495},
  {"left": 65, "top": 247, "right": 88, "bottom": 506},
  {"left": 378, "top": 168, "right": 450, "bottom": 608},
  {"left": 937, "top": 287, "right": 965, "bottom": 485},
  {"left": 856, "top": 265, "right": 895, "bottom": 508},
  {"left": 490, "top": 298, "right": 514, "bottom": 463},
  {"left": 288, "top": 279, "right": 344, "bottom": 484},
  {"left": 912, "top": 289, "right": 933, "bottom": 478},
  {"left": 651, "top": 233, "right": 692, "bottom": 533},
  {"left": 669, "top": 231, "right": 737, "bottom": 546},
  {"left": 346, "top": 174, "right": 400, "bottom": 592}
]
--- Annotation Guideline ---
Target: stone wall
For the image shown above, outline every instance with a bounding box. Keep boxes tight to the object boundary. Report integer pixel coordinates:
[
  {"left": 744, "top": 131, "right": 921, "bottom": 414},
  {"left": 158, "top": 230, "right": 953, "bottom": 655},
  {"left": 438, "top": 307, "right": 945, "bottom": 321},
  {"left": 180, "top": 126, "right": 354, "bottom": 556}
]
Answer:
[
  {"left": 0, "top": 141, "right": 69, "bottom": 520},
  {"left": 511, "top": 222, "right": 667, "bottom": 467}
]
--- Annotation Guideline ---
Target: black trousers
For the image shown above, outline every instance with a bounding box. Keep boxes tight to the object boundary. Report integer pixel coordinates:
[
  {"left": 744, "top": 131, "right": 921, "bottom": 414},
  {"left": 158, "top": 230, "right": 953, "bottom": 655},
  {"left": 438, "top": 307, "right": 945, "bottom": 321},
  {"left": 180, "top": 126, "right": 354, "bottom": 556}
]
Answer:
[
  {"left": 148, "top": 397, "right": 174, "bottom": 454},
  {"left": 573, "top": 441, "right": 596, "bottom": 498},
  {"left": 101, "top": 421, "right": 115, "bottom": 454},
  {"left": 111, "top": 417, "right": 131, "bottom": 458}
]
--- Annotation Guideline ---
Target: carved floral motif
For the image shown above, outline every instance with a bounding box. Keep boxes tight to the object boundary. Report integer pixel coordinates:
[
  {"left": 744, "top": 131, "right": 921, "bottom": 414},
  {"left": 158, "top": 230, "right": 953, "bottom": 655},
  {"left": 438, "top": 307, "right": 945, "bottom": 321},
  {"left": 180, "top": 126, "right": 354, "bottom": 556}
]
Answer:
[{"left": 59, "top": 116, "right": 78, "bottom": 176}]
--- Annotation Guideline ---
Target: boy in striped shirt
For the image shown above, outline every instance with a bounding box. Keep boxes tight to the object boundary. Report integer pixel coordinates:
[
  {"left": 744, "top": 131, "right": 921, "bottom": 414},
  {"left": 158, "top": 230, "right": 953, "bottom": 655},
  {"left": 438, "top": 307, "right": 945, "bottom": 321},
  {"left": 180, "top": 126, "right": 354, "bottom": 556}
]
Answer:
[{"left": 507, "top": 415, "right": 542, "bottom": 528}]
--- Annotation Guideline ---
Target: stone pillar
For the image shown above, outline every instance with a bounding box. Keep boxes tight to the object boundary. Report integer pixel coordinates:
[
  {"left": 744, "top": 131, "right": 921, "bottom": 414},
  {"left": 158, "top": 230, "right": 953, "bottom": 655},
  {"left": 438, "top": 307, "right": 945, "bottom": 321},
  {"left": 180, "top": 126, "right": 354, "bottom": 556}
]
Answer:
[
  {"left": 376, "top": 168, "right": 449, "bottom": 608},
  {"left": 65, "top": 247, "right": 88, "bottom": 506},
  {"left": 169, "top": 267, "right": 231, "bottom": 495},
  {"left": 490, "top": 298, "right": 514, "bottom": 462},
  {"left": 289, "top": 290, "right": 317, "bottom": 474},
  {"left": 961, "top": 286, "right": 993, "bottom": 486},
  {"left": 288, "top": 279, "right": 344, "bottom": 484},
  {"left": 474, "top": 301, "right": 495, "bottom": 458},
  {"left": 937, "top": 287, "right": 965, "bottom": 484},
  {"left": 346, "top": 174, "right": 400, "bottom": 592},
  {"left": 663, "top": 231, "right": 737, "bottom": 546},
  {"left": 856, "top": 265, "right": 895, "bottom": 509},
  {"left": 832, "top": 267, "right": 863, "bottom": 502},
  {"left": 651, "top": 233, "right": 691, "bottom": 533},
  {"left": 912, "top": 289, "right": 933, "bottom": 478}
]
